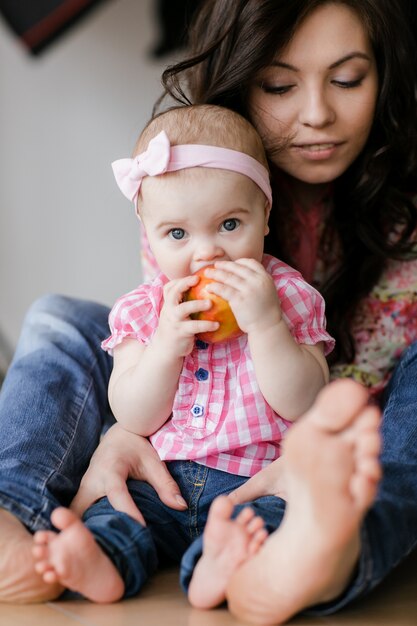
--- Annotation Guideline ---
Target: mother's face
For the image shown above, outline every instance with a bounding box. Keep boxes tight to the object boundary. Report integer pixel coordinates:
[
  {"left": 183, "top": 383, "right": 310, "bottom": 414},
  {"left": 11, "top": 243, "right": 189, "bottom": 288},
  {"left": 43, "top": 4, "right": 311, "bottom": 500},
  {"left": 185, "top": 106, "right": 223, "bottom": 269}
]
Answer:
[{"left": 248, "top": 2, "right": 378, "bottom": 185}]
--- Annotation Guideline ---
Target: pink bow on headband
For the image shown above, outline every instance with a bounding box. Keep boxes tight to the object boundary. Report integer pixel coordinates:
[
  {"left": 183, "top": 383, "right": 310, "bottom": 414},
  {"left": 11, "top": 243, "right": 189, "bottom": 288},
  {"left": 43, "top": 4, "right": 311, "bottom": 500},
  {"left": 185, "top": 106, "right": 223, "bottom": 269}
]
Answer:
[
  {"left": 112, "top": 130, "right": 272, "bottom": 208},
  {"left": 112, "top": 131, "right": 171, "bottom": 204}
]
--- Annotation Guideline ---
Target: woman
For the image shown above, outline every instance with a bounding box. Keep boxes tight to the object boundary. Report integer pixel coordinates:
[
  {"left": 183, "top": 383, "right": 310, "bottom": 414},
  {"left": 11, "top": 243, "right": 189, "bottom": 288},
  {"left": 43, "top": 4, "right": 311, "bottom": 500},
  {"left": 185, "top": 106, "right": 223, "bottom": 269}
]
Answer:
[
  {"left": 0, "top": 0, "right": 416, "bottom": 620},
  {"left": 156, "top": 0, "right": 417, "bottom": 620}
]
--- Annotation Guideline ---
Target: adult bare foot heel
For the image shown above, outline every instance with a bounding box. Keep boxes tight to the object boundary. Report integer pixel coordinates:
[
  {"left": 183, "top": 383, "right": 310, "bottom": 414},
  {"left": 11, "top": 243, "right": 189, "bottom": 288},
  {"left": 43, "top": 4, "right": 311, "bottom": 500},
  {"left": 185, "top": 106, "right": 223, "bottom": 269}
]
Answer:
[
  {"left": 188, "top": 495, "right": 268, "bottom": 609},
  {"left": 32, "top": 507, "right": 124, "bottom": 603},
  {"left": 226, "top": 379, "right": 381, "bottom": 624},
  {"left": 0, "top": 509, "right": 63, "bottom": 603}
]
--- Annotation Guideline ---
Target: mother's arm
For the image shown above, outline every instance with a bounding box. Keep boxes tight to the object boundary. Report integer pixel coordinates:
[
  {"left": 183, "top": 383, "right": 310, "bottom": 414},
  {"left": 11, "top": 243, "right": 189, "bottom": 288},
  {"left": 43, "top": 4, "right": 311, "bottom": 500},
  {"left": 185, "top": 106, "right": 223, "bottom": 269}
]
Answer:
[{"left": 71, "top": 423, "right": 187, "bottom": 524}]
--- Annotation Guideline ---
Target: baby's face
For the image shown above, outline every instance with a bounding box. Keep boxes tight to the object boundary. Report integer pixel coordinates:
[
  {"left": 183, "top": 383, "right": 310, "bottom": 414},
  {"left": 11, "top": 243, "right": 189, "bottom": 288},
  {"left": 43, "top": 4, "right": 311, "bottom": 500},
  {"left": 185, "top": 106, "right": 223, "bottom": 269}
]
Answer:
[{"left": 139, "top": 168, "right": 270, "bottom": 280}]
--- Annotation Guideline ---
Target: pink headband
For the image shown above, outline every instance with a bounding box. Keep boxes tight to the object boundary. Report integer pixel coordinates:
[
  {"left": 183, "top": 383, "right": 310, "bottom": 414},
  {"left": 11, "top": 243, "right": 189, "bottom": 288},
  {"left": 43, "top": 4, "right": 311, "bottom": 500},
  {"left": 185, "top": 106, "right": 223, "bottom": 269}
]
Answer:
[{"left": 112, "top": 130, "right": 272, "bottom": 210}]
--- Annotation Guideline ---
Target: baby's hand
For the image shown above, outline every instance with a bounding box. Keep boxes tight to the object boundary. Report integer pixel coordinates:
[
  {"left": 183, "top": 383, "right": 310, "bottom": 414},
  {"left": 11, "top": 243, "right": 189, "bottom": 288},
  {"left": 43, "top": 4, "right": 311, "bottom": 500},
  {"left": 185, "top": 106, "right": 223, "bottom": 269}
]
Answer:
[
  {"left": 204, "top": 259, "right": 282, "bottom": 336},
  {"left": 156, "top": 275, "right": 219, "bottom": 357}
]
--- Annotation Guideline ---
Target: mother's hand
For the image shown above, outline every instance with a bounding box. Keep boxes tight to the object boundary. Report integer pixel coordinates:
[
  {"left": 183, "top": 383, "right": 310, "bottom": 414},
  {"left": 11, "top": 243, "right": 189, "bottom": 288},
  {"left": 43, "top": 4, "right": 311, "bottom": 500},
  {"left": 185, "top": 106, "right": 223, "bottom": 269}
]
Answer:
[
  {"left": 70, "top": 423, "right": 187, "bottom": 524},
  {"left": 228, "top": 457, "right": 287, "bottom": 505}
]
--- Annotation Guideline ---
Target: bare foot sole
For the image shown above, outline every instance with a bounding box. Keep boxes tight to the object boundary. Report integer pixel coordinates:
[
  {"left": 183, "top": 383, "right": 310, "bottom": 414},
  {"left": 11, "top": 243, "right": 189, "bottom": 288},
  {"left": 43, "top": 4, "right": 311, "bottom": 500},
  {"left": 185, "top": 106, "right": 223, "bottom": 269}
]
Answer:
[
  {"left": 32, "top": 507, "right": 124, "bottom": 603},
  {"left": 188, "top": 496, "right": 267, "bottom": 609},
  {"left": 0, "top": 509, "right": 63, "bottom": 603},
  {"left": 226, "top": 379, "right": 381, "bottom": 624}
]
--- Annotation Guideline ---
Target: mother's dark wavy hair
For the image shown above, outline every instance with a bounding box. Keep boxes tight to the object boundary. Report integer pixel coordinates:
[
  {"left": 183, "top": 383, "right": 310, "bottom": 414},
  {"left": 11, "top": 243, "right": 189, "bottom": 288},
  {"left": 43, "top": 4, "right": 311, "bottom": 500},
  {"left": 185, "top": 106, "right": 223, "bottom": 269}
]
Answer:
[{"left": 158, "top": 0, "right": 417, "bottom": 364}]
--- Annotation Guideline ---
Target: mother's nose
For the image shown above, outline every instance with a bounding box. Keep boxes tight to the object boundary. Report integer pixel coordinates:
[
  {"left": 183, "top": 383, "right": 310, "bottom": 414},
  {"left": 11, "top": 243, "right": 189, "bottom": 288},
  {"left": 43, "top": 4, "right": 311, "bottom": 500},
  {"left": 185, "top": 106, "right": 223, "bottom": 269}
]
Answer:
[{"left": 298, "top": 87, "right": 336, "bottom": 128}]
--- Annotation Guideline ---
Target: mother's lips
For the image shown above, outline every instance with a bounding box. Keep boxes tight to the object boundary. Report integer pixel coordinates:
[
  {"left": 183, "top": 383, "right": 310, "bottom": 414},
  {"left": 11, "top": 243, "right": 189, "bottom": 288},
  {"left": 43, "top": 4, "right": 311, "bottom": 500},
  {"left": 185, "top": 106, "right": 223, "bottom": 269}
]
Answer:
[{"left": 292, "top": 142, "right": 342, "bottom": 150}]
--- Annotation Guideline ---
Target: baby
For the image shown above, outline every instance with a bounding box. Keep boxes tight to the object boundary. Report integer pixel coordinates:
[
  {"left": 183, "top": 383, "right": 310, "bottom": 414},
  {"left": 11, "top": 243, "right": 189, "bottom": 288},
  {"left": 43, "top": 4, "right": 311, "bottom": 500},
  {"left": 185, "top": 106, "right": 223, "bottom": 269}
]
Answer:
[{"left": 33, "top": 104, "right": 334, "bottom": 606}]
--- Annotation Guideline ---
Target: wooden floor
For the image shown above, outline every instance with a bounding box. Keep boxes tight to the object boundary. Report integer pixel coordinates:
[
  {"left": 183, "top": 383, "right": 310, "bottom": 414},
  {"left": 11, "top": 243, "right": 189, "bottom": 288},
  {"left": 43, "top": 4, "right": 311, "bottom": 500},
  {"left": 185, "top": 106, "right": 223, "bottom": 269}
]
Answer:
[{"left": 1, "top": 550, "right": 416, "bottom": 626}]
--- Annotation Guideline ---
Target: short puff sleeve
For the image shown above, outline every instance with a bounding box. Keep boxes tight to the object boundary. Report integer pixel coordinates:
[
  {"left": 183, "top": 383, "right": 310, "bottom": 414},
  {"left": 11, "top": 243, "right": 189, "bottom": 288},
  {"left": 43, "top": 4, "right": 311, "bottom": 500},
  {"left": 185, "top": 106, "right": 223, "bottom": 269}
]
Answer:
[
  {"left": 101, "top": 275, "right": 165, "bottom": 354},
  {"left": 265, "top": 255, "right": 335, "bottom": 356}
]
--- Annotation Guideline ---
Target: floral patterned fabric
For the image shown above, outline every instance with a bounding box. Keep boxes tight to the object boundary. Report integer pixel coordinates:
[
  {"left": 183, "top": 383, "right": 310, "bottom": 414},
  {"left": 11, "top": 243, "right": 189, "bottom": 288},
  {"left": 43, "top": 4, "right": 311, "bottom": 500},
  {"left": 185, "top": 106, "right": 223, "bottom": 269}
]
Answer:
[
  {"left": 290, "top": 194, "right": 417, "bottom": 396},
  {"left": 329, "top": 256, "right": 417, "bottom": 395}
]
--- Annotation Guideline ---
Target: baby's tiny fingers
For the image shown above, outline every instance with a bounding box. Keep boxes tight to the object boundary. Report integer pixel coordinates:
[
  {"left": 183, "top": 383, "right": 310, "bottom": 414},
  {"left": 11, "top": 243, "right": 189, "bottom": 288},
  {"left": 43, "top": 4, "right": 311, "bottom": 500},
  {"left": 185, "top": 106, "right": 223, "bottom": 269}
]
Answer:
[
  {"left": 205, "top": 266, "right": 247, "bottom": 288},
  {"left": 183, "top": 319, "right": 219, "bottom": 336},
  {"left": 214, "top": 258, "right": 263, "bottom": 278},
  {"left": 233, "top": 258, "right": 265, "bottom": 274},
  {"left": 163, "top": 275, "right": 199, "bottom": 303},
  {"left": 179, "top": 298, "right": 213, "bottom": 318}
]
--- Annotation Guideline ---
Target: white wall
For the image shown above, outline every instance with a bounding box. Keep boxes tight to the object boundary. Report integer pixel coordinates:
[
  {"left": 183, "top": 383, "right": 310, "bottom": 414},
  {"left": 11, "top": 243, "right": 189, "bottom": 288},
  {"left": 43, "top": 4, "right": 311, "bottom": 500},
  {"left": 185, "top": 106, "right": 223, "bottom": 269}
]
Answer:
[{"left": 0, "top": 0, "right": 172, "bottom": 350}]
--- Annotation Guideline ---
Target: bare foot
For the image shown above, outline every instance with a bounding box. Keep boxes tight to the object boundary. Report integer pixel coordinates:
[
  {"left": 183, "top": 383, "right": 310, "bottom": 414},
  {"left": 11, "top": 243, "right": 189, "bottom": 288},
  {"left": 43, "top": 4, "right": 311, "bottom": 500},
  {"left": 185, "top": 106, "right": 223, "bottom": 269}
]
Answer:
[
  {"left": 188, "top": 495, "right": 268, "bottom": 609},
  {"left": 32, "top": 507, "right": 124, "bottom": 603},
  {"left": 0, "top": 509, "right": 63, "bottom": 603},
  {"left": 226, "top": 379, "right": 381, "bottom": 624}
]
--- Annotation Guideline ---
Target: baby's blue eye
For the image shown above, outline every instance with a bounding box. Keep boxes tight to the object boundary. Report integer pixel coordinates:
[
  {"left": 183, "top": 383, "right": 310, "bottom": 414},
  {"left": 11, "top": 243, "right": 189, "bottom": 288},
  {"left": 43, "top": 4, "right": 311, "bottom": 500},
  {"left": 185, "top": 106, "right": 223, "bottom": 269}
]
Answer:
[
  {"left": 170, "top": 228, "right": 185, "bottom": 240},
  {"left": 222, "top": 219, "right": 239, "bottom": 231}
]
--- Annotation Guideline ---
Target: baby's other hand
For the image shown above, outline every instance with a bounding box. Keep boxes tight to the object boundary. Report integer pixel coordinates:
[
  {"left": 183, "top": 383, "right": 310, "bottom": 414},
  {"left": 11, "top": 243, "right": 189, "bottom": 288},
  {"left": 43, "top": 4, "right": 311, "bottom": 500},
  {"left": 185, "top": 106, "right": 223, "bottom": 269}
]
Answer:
[{"left": 204, "top": 259, "right": 282, "bottom": 335}]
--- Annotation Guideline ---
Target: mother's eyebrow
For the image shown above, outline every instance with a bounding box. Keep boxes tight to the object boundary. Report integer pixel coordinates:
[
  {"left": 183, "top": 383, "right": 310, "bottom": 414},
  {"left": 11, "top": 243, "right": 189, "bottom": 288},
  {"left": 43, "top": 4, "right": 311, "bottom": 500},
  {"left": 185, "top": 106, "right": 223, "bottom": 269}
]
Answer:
[
  {"left": 328, "top": 52, "right": 372, "bottom": 69},
  {"left": 272, "top": 52, "right": 371, "bottom": 72}
]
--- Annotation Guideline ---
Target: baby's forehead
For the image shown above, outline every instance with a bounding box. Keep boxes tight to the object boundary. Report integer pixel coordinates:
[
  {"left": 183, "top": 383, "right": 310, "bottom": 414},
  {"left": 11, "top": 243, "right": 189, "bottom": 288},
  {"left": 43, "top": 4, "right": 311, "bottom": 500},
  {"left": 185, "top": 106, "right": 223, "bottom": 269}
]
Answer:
[
  {"left": 138, "top": 168, "right": 264, "bottom": 220},
  {"left": 137, "top": 168, "right": 210, "bottom": 215}
]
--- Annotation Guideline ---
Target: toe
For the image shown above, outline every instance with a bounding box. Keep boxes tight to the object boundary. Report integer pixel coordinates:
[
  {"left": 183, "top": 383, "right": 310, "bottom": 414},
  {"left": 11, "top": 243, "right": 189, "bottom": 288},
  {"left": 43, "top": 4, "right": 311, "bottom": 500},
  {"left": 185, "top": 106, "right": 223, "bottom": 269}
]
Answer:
[
  {"left": 247, "top": 515, "right": 265, "bottom": 535},
  {"left": 350, "top": 471, "right": 380, "bottom": 510},
  {"left": 208, "top": 496, "right": 234, "bottom": 522},
  {"left": 249, "top": 528, "right": 268, "bottom": 554},
  {"left": 32, "top": 544, "right": 49, "bottom": 560},
  {"left": 308, "top": 379, "right": 370, "bottom": 432},
  {"left": 235, "top": 506, "right": 255, "bottom": 526},
  {"left": 34, "top": 560, "right": 52, "bottom": 575},
  {"left": 43, "top": 570, "right": 59, "bottom": 584},
  {"left": 33, "top": 530, "right": 52, "bottom": 545},
  {"left": 51, "top": 507, "right": 80, "bottom": 531}
]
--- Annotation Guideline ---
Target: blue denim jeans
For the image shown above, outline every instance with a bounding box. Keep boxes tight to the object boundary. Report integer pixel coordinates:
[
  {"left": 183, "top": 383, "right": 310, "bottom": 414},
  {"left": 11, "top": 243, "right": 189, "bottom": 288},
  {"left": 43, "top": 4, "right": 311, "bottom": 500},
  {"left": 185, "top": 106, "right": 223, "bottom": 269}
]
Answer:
[
  {"left": 82, "top": 461, "right": 284, "bottom": 597},
  {"left": 0, "top": 294, "right": 416, "bottom": 612},
  {"left": 0, "top": 295, "right": 114, "bottom": 529}
]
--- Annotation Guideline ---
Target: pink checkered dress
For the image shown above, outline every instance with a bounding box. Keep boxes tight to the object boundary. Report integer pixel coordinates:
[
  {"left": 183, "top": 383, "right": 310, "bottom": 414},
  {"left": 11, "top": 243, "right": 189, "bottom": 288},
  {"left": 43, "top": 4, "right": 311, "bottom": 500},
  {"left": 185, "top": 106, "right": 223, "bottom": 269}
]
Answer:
[{"left": 102, "top": 254, "right": 334, "bottom": 477}]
